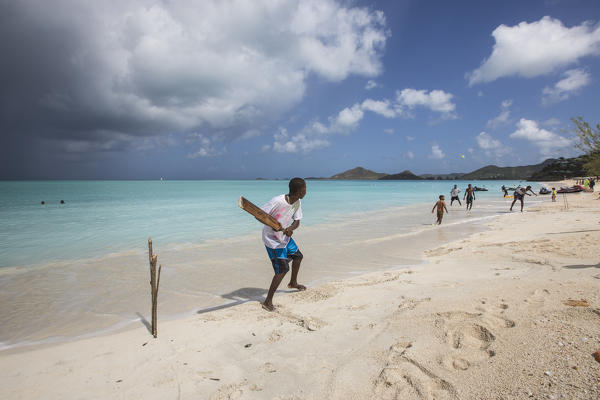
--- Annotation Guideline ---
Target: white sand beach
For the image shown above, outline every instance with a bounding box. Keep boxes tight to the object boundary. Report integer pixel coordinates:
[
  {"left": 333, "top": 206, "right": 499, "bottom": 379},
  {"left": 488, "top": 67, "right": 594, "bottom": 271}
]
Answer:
[{"left": 1, "top": 187, "right": 599, "bottom": 399}]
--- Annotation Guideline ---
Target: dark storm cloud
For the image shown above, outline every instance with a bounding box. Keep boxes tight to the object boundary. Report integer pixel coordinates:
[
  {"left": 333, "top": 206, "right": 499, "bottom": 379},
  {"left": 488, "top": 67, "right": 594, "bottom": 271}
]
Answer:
[{"left": 0, "top": 0, "right": 386, "bottom": 178}]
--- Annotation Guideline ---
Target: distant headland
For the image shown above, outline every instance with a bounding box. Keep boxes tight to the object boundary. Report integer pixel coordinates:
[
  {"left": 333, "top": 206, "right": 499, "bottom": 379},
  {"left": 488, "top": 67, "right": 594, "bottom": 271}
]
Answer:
[{"left": 302, "top": 155, "right": 588, "bottom": 181}]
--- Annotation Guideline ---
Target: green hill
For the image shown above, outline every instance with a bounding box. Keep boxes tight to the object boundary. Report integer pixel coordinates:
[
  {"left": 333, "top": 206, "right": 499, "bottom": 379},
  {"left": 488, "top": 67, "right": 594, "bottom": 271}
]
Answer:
[
  {"left": 528, "top": 156, "right": 587, "bottom": 181},
  {"left": 461, "top": 159, "right": 555, "bottom": 180},
  {"left": 378, "top": 170, "right": 422, "bottom": 180},
  {"left": 328, "top": 158, "right": 583, "bottom": 182},
  {"left": 330, "top": 167, "right": 387, "bottom": 180}
]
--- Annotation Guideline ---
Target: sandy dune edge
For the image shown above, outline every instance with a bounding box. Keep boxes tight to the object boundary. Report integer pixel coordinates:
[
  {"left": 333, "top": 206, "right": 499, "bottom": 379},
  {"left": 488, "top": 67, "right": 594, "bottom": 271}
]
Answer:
[{"left": 1, "top": 192, "right": 599, "bottom": 400}]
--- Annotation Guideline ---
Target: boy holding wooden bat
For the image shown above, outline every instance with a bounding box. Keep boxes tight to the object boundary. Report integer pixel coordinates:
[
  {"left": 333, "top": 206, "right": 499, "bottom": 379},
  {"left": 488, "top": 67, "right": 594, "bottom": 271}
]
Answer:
[{"left": 260, "top": 178, "right": 307, "bottom": 311}]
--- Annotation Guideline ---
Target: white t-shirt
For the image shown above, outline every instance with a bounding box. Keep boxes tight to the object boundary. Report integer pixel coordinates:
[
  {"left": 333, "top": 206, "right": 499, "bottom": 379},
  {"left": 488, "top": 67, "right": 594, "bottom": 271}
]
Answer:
[
  {"left": 451, "top": 187, "right": 460, "bottom": 197},
  {"left": 515, "top": 187, "right": 526, "bottom": 195},
  {"left": 260, "top": 194, "right": 303, "bottom": 249}
]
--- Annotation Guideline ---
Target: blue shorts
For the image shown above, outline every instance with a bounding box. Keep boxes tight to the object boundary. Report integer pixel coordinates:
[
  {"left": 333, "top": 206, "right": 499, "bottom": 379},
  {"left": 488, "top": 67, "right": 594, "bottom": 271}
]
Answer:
[{"left": 265, "top": 238, "right": 303, "bottom": 274}]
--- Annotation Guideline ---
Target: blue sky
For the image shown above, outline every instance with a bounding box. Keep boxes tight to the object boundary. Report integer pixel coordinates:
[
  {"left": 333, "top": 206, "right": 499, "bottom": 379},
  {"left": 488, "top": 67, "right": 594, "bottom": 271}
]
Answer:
[{"left": 1, "top": 0, "right": 599, "bottom": 179}]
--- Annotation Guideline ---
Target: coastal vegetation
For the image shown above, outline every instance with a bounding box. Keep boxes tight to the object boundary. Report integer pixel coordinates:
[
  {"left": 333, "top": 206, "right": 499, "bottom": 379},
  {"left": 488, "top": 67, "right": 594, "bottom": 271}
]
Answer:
[{"left": 572, "top": 117, "right": 600, "bottom": 175}]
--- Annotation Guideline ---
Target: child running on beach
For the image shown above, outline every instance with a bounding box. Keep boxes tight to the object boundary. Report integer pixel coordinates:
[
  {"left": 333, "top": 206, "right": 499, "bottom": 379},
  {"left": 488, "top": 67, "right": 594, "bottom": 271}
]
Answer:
[
  {"left": 260, "top": 178, "right": 307, "bottom": 311},
  {"left": 463, "top": 184, "right": 475, "bottom": 211},
  {"left": 431, "top": 195, "right": 449, "bottom": 225}
]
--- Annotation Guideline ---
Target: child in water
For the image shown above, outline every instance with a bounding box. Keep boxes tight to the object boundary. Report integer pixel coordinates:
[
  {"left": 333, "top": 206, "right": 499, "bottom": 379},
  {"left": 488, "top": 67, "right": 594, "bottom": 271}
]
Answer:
[{"left": 431, "top": 195, "right": 449, "bottom": 225}]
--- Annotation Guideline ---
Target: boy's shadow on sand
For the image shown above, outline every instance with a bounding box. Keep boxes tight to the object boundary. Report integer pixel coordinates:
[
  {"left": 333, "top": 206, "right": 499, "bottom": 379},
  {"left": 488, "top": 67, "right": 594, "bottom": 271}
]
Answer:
[
  {"left": 136, "top": 288, "right": 268, "bottom": 332},
  {"left": 195, "top": 286, "right": 300, "bottom": 314},
  {"left": 196, "top": 287, "right": 268, "bottom": 315},
  {"left": 563, "top": 263, "right": 600, "bottom": 270},
  {"left": 137, "top": 287, "right": 295, "bottom": 330}
]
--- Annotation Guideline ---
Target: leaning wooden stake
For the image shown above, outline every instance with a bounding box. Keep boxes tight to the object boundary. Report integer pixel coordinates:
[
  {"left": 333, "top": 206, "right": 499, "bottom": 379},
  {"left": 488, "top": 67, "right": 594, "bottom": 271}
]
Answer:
[{"left": 148, "top": 238, "right": 162, "bottom": 338}]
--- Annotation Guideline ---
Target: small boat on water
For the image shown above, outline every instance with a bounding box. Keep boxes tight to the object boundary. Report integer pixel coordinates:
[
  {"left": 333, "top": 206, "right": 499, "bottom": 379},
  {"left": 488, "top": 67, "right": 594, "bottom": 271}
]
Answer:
[
  {"left": 557, "top": 185, "right": 584, "bottom": 194},
  {"left": 539, "top": 187, "right": 551, "bottom": 195},
  {"left": 473, "top": 186, "right": 488, "bottom": 191}
]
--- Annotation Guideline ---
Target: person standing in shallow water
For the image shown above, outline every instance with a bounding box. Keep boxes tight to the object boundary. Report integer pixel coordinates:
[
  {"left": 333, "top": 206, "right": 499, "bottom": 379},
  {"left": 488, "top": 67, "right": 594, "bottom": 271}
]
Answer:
[
  {"left": 450, "top": 185, "right": 461, "bottom": 206},
  {"left": 432, "top": 195, "right": 449, "bottom": 225},
  {"left": 463, "top": 184, "right": 475, "bottom": 211},
  {"left": 260, "top": 178, "right": 307, "bottom": 312}
]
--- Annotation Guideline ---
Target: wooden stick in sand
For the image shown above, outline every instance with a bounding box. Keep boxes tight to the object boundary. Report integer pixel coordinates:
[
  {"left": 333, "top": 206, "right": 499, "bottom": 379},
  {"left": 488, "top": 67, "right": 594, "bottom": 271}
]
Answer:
[{"left": 148, "top": 238, "right": 162, "bottom": 338}]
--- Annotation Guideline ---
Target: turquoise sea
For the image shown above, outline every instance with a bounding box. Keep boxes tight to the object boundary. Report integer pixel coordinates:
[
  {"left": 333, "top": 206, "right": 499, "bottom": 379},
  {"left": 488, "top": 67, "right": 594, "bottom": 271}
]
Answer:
[{"left": 0, "top": 180, "right": 534, "bottom": 268}]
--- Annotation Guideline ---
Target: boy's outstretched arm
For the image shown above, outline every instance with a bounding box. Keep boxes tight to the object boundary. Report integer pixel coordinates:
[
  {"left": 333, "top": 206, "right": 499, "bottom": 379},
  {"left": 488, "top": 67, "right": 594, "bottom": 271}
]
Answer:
[
  {"left": 444, "top": 203, "right": 449, "bottom": 213},
  {"left": 431, "top": 203, "right": 437, "bottom": 213}
]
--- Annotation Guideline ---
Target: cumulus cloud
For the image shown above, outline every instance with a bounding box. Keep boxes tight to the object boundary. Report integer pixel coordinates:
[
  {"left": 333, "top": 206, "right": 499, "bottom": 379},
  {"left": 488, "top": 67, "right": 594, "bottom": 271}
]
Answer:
[
  {"left": 467, "top": 16, "right": 600, "bottom": 85},
  {"left": 486, "top": 100, "right": 512, "bottom": 129},
  {"left": 272, "top": 129, "right": 330, "bottom": 153},
  {"left": 429, "top": 144, "right": 445, "bottom": 159},
  {"left": 361, "top": 99, "right": 396, "bottom": 118},
  {"left": 268, "top": 85, "right": 456, "bottom": 154},
  {"left": 384, "top": 128, "right": 394, "bottom": 135},
  {"left": 396, "top": 89, "right": 456, "bottom": 118},
  {"left": 542, "top": 68, "right": 591, "bottom": 104},
  {"left": 365, "top": 80, "right": 379, "bottom": 90},
  {"left": 476, "top": 131, "right": 510, "bottom": 157},
  {"left": 406, "top": 151, "right": 414, "bottom": 159},
  {"left": 509, "top": 118, "right": 572, "bottom": 157},
  {"left": 0, "top": 0, "right": 387, "bottom": 154},
  {"left": 268, "top": 101, "right": 365, "bottom": 153},
  {"left": 335, "top": 104, "right": 365, "bottom": 130}
]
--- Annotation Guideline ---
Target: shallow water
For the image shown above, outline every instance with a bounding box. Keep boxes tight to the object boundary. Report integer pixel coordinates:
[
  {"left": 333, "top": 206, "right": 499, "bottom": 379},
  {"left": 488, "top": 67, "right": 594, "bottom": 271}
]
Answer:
[{"left": 0, "top": 179, "right": 532, "bottom": 267}]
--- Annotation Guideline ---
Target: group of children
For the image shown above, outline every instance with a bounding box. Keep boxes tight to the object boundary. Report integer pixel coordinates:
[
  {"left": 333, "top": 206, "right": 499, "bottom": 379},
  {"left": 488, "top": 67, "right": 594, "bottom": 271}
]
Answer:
[
  {"left": 432, "top": 184, "right": 540, "bottom": 225},
  {"left": 431, "top": 183, "right": 477, "bottom": 225}
]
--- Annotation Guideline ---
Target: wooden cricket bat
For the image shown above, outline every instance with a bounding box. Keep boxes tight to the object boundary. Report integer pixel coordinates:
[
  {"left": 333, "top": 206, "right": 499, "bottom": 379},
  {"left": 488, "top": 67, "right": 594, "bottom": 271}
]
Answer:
[{"left": 238, "top": 196, "right": 282, "bottom": 231}]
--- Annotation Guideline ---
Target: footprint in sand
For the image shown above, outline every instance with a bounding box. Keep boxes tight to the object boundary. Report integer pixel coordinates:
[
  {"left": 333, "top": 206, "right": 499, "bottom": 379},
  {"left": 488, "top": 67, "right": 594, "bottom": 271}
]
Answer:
[
  {"left": 293, "top": 284, "right": 338, "bottom": 303},
  {"left": 209, "top": 379, "right": 248, "bottom": 400},
  {"left": 373, "top": 340, "right": 458, "bottom": 400},
  {"left": 395, "top": 296, "right": 431, "bottom": 314},
  {"left": 474, "top": 306, "right": 516, "bottom": 329},
  {"left": 270, "top": 308, "right": 326, "bottom": 332},
  {"left": 346, "top": 271, "right": 412, "bottom": 288},
  {"left": 268, "top": 330, "right": 283, "bottom": 343},
  {"left": 435, "top": 309, "right": 514, "bottom": 371},
  {"left": 524, "top": 288, "right": 551, "bottom": 306},
  {"left": 261, "top": 362, "right": 277, "bottom": 373}
]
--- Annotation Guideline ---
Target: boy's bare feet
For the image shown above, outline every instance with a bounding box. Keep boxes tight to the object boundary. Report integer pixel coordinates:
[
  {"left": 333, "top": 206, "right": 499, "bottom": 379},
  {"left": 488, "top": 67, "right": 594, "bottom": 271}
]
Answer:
[
  {"left": 262, "top": 302, "right": 275, "bottom": 312},
  {"left": 287, "top": 283, "right": 306, "bottom": 291}
]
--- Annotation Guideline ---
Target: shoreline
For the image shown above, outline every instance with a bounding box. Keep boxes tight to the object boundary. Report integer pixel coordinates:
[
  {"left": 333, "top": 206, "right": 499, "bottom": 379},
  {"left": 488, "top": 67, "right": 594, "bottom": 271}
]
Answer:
[{"left": 0, "top": 197, "right": 513, "bottom": 352}]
